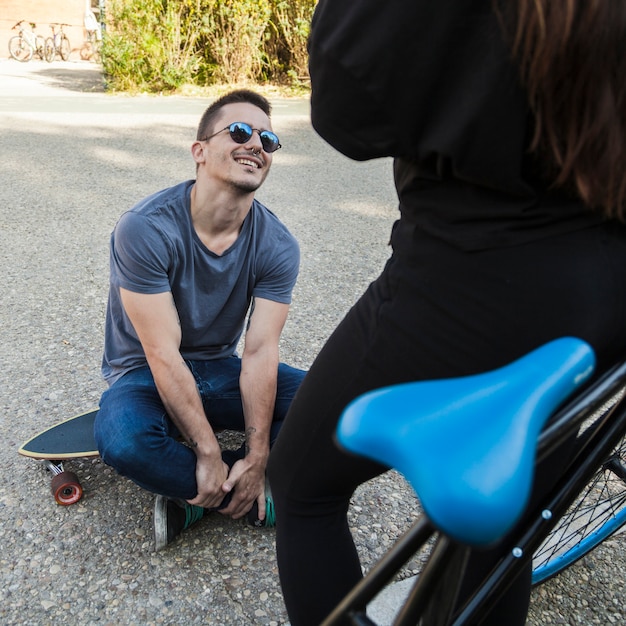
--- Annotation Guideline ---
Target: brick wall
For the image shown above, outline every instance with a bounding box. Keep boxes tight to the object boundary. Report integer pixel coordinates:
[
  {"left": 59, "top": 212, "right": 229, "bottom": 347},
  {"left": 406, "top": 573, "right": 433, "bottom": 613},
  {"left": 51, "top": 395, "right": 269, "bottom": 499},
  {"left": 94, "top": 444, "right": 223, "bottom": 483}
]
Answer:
[{"left": 0, "top": 0, "right": 95, "bottom": 60}]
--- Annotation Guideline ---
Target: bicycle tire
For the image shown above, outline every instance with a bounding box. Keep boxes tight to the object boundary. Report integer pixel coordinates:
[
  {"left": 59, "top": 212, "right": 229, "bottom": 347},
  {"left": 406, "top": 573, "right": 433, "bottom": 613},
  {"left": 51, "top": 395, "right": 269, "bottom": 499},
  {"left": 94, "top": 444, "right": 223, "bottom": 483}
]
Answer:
[
  {"left": 60, "top": 35, "right": 71, "bottom": 61},
  {"left": 35, "top": 35, "right": 46, "bottom": 60},
  {"left": 8, "top": 36, "right": 33, "bottom": 62},
  {"left": 44, "top": 38, "right": 54, "bottom": 63},
  {"left": 532, "top": 430, "right": 626, "bottom": 585}
]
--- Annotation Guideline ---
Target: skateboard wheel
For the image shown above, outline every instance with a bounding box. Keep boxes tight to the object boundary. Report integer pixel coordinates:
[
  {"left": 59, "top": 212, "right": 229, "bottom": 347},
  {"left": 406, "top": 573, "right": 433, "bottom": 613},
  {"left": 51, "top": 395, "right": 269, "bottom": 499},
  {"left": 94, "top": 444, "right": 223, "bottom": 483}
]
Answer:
[{"left": 51, "top": 471, "right": 83, "bottom": 505}]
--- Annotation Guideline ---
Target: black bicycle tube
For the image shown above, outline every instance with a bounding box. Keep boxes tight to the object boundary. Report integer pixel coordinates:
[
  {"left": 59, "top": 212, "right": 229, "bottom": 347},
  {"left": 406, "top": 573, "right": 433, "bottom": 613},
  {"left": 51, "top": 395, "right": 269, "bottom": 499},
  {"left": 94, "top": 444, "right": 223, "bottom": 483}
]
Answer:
[
  {"left": 537, "top": 360, "right": 626, "bottom": 463},
  {"left": 397, "top": 538, "right": 470, "bottom": 626},
  {"left": 321, "top": 517, "right": 436, "bottom": 625}
]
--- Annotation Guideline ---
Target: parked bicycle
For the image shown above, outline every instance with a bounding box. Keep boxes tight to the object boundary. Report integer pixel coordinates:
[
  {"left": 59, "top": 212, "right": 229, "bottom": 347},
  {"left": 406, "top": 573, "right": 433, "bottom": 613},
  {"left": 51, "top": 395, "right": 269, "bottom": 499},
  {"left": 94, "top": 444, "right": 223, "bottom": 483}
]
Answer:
[
  {"left": 8, "top": 21, "right": 48, "bottom": 63},
  {"left": 326, "top": 337, "right": 626, "bottom": 624},
  {"left": 80, "top": 28, "right": 102, "bottom": 63},
  {"left": 80, "top": 9, "right": 102, "bottom": 63},
  {"left": 44, "top": 23, "right": 71, "bottom": 63}
]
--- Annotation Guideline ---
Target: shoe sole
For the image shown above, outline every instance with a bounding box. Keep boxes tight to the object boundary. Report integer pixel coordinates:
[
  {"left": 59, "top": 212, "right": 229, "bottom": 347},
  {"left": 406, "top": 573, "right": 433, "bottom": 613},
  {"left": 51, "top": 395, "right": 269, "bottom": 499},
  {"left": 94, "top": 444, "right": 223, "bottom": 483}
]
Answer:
[{"left": 153, "top": 495, "right": 169, "bottom": 551}]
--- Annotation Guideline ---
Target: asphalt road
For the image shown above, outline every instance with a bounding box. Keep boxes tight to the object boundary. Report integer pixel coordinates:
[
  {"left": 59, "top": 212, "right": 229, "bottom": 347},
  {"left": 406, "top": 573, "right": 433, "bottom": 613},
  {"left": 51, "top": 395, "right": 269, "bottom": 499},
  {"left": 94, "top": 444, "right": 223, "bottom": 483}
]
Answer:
[{"left": 0, "top": 59, "right": 623, "bottom": 625}]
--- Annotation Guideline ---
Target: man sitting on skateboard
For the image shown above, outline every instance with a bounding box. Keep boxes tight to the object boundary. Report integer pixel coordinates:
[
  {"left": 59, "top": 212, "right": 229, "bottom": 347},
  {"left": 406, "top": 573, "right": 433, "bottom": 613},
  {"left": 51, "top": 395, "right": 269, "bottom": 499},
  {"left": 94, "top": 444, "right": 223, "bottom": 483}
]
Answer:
[{"left": 94, "top": 89, "right": 305, "bottom": 550}]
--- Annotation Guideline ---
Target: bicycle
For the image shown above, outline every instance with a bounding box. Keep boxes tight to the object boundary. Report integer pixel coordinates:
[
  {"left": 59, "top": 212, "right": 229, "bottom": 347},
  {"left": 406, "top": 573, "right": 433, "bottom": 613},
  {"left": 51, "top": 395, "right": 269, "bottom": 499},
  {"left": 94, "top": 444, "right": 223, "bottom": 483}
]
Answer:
[
  {"left": 44, "top": 23, "right": 71, "bottom": 63},
  {"left": 8, "top": 21, "right": 48, "bottom": 63},
  {"left": 80, "top": 9, "right": 102, "bottom": 63},
  {"left": 324, "top": 336, "right": 626, "bottom": 625},
  {"left": 80, "top": 28, "right": 102, "bottom": 63}
]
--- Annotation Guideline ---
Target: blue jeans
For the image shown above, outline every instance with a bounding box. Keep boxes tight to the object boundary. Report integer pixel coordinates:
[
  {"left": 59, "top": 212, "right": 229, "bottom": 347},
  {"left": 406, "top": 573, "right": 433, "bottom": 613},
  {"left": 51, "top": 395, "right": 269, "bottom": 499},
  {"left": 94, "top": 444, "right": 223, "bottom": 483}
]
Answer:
[{"left": 95, "top": 356, "right": 306, "bottom": 501}]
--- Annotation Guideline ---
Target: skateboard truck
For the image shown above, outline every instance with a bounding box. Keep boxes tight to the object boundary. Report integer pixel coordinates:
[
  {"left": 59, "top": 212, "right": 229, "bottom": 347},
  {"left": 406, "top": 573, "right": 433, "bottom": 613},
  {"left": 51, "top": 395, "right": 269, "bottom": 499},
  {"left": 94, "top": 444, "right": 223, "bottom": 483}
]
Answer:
[
  {"left": 18, "top": 410, "right": 98, "bottom": 506},
  {"left": 43, "top": 460, "right": 84, "bottom": 505}
]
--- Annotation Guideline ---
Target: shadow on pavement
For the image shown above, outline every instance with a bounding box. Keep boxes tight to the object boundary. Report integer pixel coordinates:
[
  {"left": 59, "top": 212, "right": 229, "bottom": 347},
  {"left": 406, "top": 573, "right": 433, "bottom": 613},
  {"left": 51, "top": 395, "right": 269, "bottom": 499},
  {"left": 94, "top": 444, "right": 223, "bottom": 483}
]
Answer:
[{"left": 32, "top": 65, "right": 105, "bottom": 93}]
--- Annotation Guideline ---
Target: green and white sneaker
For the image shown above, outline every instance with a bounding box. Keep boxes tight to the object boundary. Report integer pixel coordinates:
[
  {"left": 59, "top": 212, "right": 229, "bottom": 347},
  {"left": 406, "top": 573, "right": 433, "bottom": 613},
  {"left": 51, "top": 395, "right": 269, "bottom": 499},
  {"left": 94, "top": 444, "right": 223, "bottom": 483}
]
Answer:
[{"left": 154, "top": 496, "right": 204, "bottom": 551}]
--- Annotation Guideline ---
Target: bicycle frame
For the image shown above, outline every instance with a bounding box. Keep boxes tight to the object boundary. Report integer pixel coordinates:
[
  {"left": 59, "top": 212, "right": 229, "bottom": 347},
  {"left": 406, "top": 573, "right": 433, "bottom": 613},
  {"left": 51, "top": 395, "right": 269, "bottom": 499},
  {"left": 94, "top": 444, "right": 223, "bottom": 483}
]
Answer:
[
  {"left": 323, "top": 358, "right": 626, "bottom": 626},
  {"left": 20, "top": 28, "right": 37, "bottom": 48},
  {"left": 45, "top": 24, "right": 71, "bottom": 63},
  {"left": 9, "top": 21, "right": 47, "bottom": 63}
]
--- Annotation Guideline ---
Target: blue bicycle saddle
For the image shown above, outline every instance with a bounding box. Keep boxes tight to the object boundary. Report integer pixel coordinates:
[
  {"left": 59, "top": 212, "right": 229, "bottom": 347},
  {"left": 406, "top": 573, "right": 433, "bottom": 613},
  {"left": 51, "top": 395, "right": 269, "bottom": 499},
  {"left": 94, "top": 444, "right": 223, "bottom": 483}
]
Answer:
[{"left": 336, "top": 337, "right": 595, "bottom": 546}]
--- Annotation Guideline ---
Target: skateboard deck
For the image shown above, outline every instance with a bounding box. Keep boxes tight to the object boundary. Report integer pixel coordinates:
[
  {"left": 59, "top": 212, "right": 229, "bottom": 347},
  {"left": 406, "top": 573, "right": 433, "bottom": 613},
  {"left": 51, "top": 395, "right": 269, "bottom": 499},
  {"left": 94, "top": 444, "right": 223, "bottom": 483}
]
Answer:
[{"left": 18, "top": 410, "right": 100, "bottom": 505}]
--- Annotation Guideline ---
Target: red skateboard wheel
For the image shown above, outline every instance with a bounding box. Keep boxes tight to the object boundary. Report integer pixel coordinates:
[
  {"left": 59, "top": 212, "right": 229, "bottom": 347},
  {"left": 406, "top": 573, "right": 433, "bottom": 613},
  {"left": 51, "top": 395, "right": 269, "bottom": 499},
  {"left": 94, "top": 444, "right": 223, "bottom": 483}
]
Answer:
[{"left": 50, "top": 471, "right": 83, "bottom": 505}]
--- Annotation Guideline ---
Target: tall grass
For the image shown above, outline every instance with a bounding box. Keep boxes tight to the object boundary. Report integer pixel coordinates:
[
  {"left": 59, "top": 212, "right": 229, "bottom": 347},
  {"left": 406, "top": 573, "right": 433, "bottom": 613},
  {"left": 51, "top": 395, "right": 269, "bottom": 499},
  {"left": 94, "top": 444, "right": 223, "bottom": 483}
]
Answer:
[{"left": 101, "top": 0, "right": 317, "bottom": 93}]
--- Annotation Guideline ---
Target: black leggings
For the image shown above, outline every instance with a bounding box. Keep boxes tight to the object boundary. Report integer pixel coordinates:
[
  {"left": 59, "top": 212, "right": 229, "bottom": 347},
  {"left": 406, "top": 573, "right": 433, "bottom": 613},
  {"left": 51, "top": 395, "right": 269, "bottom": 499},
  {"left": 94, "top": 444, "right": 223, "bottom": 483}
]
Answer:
[{"left": 267, "top": 222, "right": 626, "bottom": 626}]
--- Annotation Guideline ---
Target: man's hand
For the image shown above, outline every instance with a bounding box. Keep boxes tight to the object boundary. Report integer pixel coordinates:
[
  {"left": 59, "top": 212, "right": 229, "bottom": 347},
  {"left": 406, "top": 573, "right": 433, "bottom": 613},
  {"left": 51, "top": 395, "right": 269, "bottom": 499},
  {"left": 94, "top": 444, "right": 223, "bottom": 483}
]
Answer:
[
  {"left": 187, "top": 454, "right": 230, "bottom": 509},
  {"left": 218, "top": 456, "right": 267, "bottom": 520}
]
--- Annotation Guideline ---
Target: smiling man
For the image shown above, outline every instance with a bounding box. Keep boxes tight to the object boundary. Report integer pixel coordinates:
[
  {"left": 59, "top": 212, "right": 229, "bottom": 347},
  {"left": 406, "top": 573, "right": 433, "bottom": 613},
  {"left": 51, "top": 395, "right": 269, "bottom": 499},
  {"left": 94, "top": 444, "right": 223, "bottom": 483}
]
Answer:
[{"left": 94, "top": 90, "right": 305, "bottom": 550}]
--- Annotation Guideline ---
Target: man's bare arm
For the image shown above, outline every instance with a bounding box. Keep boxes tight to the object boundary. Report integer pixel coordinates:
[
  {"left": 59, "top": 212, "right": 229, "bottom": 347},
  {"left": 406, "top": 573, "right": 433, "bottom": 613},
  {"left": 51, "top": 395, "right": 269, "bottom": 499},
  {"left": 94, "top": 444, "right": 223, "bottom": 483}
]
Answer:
[
  {"left": 219, "top": 297, "right": 290, "bottom": 519},
  {"left": 119, "top": 288, "right": 228, "bottom": 507}
]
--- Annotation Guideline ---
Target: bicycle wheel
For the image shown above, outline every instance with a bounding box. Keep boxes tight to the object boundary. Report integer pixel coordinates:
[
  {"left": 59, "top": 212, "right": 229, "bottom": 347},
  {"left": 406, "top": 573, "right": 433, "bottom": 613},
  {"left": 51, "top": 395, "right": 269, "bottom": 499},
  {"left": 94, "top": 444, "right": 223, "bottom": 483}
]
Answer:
[
  {"left": 60, "top": 35, "right": 71, "bottom": 61},
  {"left": 532, "top": 430, "right": 626, "bottom": 584},
  {"left": 8, "top": 36, "right": 33, "bottom": 62},
  {"left": 35, "top": 35, "right": 46, "bottom": 60},
  {"left": 44, "top": 38, "right": 55, "bottom": 63}
]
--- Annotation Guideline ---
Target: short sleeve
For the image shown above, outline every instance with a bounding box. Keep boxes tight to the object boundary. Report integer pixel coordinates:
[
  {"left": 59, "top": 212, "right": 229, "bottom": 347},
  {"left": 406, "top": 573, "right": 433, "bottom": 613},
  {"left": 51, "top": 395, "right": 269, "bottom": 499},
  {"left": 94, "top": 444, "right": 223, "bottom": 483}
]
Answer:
[
  {"left": 252, "top": 229, "right": 300, "bottom": 304},
  {"left": 109, "top": 211, "right": 172, "bottom": 294}
]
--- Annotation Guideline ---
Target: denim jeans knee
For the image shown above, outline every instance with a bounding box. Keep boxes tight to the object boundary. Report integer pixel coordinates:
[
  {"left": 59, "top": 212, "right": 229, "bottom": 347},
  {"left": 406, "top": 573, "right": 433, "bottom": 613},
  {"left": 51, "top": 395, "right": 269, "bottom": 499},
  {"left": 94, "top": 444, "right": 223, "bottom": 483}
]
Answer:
[
  {"left": 95, "top": 359, "right": 306, "bottom": 499},
  {"left": 95, "top": 367, "right": 199, "bottom": 499}
]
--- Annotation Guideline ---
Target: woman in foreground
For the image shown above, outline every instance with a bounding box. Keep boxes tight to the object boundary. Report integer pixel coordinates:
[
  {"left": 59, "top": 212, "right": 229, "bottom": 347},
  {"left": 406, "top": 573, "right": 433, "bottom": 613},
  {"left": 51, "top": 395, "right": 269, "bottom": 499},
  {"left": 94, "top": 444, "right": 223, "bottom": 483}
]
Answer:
[{"left": 268, "top": 2, "right": 626, "bottom": 624}]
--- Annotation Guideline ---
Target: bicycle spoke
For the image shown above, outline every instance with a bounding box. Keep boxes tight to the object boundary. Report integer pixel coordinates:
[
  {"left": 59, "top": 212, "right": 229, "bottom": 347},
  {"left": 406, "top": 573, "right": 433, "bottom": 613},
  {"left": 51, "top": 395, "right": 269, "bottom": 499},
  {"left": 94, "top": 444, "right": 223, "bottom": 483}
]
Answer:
[
  {"left": 532, "top": 434, "right": 626, "bottom": 583},
  {"left": 8, "top": 36, "right": 33, "bottom": 62}
]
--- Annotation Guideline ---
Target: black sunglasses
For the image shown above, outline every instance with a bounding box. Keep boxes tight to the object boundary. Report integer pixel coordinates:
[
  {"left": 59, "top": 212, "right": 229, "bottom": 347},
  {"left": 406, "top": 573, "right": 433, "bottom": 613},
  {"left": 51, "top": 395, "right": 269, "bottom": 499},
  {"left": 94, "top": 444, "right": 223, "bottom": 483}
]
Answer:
[{"left": 202, "top": 122, "right": 282, "bottom": 154}]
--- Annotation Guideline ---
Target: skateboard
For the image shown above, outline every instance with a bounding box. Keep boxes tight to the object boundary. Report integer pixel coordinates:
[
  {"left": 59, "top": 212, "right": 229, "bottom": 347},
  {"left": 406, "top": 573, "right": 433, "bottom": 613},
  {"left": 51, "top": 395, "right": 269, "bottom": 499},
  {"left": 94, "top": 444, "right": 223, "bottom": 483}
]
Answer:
[{"left": 18, "top": 410, "right": 99, "bottom": 505}]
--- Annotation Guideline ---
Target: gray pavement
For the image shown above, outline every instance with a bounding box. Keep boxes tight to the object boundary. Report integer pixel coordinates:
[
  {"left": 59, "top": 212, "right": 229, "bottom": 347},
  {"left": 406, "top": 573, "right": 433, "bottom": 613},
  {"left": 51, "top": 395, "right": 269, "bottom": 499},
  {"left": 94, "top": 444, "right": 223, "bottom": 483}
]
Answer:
[{"left": 0, "top": 60, "right": 623, "bottom": 625}]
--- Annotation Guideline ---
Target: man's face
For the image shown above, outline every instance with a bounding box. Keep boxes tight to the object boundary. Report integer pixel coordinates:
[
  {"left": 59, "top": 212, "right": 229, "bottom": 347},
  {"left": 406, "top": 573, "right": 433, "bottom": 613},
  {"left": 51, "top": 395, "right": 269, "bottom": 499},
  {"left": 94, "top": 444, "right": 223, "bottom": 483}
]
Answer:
[{"left": 195, "top": 102, "right": 276, "bottom": 194}]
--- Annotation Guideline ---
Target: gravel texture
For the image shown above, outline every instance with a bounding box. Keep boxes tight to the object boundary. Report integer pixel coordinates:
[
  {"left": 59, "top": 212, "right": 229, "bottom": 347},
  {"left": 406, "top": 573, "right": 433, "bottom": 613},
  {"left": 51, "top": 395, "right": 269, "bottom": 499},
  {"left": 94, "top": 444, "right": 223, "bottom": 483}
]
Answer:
[{"left": 0, "top": 60, "right": 623, "bottom": 625}]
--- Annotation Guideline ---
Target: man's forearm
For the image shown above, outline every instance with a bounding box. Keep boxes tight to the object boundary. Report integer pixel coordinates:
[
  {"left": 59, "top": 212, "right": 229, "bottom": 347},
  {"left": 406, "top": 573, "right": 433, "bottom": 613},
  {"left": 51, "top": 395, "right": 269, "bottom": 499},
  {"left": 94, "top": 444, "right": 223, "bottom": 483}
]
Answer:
[
  {"left": 239, "top": 348, "right": 279, "bottom": 463},
  {"left": 151, "top": 353, "right": 221, "bottom": 458},
  {"left": 151, "top": 354, "right": 230, "bottom": 508}
]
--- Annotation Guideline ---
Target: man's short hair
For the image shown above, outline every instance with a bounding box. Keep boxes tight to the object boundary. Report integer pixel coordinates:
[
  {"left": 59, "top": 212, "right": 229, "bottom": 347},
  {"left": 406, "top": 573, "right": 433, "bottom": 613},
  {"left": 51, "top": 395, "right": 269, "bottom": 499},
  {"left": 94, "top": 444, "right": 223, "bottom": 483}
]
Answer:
[{"left": 197, "top": 90, "right": 272, "bottom": 140}]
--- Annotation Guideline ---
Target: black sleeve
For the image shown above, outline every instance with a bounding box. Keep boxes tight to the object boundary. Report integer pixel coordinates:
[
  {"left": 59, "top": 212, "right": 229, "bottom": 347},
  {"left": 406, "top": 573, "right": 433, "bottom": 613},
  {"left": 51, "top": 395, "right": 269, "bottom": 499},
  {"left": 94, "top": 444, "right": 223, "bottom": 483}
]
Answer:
[{"left": 308, "top": 0, "right": 528, "bottom": 180}]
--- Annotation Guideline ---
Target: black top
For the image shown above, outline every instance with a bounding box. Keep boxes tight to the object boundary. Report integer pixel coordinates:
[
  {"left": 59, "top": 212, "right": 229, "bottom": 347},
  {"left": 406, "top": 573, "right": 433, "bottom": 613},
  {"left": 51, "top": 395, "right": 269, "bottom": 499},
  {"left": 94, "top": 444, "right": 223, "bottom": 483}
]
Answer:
[{"left": 308, "top": 0, "right": 604, "bottom": 251}]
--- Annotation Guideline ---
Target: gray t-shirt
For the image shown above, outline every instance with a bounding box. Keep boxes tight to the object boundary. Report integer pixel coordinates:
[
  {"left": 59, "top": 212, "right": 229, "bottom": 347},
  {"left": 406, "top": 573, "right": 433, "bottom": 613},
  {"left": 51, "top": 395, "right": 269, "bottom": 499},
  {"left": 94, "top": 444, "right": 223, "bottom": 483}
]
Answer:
[{"left": 102, "top": 180, "right": 300, "bottom": 385}]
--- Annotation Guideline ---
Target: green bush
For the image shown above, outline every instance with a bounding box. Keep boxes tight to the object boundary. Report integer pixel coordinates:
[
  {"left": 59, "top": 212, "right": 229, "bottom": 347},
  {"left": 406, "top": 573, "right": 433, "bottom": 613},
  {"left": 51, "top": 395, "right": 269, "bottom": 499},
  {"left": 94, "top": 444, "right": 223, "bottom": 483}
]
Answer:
[
  {"left": 270, "top": 0, "right": 317, "bottom": 84},
  {"left": 101, "top": 0, "right": 317, "bottom": 93}
]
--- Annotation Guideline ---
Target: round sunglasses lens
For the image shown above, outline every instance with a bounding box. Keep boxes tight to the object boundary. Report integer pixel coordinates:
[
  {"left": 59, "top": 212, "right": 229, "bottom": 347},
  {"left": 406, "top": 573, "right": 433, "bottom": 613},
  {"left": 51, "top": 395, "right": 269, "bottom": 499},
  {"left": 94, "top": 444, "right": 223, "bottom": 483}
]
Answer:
[
  {"left": 260, "top": 132, "right": 280, "bottom": 153},
  {"left": 229, "top": 123, "right": 253, "bottom": 144}
]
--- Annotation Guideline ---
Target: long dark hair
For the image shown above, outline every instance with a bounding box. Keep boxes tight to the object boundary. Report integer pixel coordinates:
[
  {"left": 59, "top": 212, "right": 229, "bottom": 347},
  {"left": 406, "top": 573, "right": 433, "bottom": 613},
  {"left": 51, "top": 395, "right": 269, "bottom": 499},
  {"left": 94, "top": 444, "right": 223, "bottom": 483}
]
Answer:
[{"left": 498, "top": 1, "right": 626, "bottom": 219}]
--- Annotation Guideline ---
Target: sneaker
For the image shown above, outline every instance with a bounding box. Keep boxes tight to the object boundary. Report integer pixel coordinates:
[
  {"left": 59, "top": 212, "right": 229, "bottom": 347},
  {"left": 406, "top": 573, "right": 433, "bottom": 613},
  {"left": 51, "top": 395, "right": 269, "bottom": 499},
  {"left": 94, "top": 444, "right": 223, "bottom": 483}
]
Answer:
[
  {"left": 154, "top": 495, "right": 204, "bottom": 551},
  {"left": 247, "top": 479, "right": 276, "bottom": 528}
]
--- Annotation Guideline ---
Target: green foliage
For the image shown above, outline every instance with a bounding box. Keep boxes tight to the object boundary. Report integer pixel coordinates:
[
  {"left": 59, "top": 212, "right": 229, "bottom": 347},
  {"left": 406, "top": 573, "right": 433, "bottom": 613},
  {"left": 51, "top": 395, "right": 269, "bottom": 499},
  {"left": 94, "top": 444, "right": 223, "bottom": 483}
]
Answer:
[
  {"left": 101, "top": 0, "right": 317, "bottom": 93},
  {"left": 202, "top": 0, "right": 272, "bottom": 84},
  {"left": 270, "top": 0, "right": 316, "bottom": 84}
]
